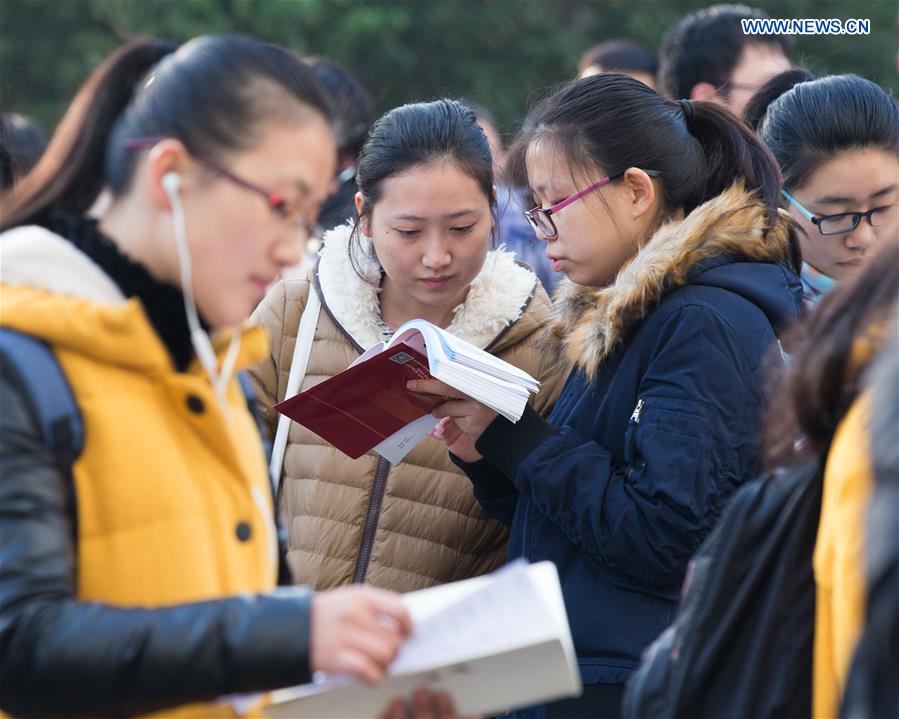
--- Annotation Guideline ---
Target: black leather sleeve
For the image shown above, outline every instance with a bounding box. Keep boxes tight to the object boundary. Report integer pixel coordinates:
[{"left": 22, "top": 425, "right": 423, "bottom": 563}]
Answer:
[{"left": 0, "top": 369, "right": 314, "bottom": 719}]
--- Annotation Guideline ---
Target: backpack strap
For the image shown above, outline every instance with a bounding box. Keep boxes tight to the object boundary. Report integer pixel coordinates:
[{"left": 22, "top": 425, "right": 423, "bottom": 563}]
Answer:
[
  {"left": 237, "top": 371, "right": 272, "bottom": 465},
  {"left": 236, "top": 369, "right": 292, "bottom": 586},
  {"left": 0, "top": 328, "right": 84, "bottom": 465}
]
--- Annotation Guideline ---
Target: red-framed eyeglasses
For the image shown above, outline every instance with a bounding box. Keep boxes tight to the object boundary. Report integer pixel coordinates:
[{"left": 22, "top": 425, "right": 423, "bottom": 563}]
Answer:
[
  {"left": 525, "top": 170, "right": 661, "bottom": 239},
  {"left": 124, "top": 137, "right": 315, "bottom": 233}
]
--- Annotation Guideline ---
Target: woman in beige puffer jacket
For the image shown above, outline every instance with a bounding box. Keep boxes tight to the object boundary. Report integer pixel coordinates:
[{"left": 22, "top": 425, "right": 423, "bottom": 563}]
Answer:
[{"left": 249, "top": 99, "right": 562, "bottom": 592}]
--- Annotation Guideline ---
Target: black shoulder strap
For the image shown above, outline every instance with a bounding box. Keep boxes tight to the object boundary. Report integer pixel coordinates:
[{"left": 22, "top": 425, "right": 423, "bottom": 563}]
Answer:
[
  {"left": 237, "top": 371, "right": 272, "bottom": 465},
  {"left": 0, "top": 328, "right": 84, "bottom": 464},
  {"left": 236, "top": 370, "right": 291, "bottom": 585}
]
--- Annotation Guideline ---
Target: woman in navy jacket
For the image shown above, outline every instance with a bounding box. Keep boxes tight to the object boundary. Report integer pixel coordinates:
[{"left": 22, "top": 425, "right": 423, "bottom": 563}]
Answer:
[{"left": 410, "top": 75, "right": 803, "bottom": 718}]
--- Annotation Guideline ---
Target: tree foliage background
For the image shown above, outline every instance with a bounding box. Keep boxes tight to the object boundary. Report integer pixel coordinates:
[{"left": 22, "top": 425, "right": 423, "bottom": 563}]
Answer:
[{"left": 1, "top": 0, "right": 897, "bottom": 140}]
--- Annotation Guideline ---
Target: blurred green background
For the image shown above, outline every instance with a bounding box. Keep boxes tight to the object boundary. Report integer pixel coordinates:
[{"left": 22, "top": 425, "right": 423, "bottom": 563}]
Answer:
[{"left": 1, "top": 0, "right": 896, "bottom": 139}]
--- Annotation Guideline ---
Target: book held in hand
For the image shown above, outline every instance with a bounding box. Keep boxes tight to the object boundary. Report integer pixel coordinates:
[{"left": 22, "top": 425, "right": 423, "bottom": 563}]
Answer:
[
  {"left": 263, "top": 560, "right": 582, "bottom": 718},
  {"left": 274, "top": 319, "right": 539, "bottom": 463}
]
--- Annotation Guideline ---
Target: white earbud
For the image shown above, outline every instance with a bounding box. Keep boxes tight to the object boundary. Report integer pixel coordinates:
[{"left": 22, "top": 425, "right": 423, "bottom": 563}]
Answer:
[
  {"left": 162, "top": 167, "right": 240, "bottom": 406},
  {"left": 161, "top": 171, "right": 181, "bottom": 197}
]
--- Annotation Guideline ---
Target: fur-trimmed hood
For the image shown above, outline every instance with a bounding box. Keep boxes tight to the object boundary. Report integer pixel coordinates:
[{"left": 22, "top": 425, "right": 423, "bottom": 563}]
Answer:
[
  {"left": 316, "top": 221, "right": 539, "bottom": 350},
  {"left": 551, "top": 183, "right": 800, "bottom": 378}
]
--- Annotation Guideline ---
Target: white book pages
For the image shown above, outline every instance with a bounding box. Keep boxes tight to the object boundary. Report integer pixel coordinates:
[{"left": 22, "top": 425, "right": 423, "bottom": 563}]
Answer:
[
  {"left": 264, "top": 561, "right": 581, "bottom": 718},
  {"left": 385, "top": 320, "right": 538, "bottom": 422},
  {"left": 343, "top": 319, "right": 540, "bottom": 461}
]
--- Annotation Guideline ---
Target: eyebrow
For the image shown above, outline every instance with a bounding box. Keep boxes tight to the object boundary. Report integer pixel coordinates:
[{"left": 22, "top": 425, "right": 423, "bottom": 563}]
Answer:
[
  {"left": 392, "top": 209, "right": 480, "bottom": 222},
  {"left": 815, "top": 183, "right": 898, "bottom": 205},
  {"left": 269, "top": 173, "right": 311, "bottom": 196},
  {"left": 291, "top": 180, "right": 312, "bottom": 198}
]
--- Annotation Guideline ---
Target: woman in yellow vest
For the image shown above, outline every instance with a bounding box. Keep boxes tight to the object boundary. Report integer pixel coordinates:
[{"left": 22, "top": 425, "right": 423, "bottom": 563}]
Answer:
[{"left": 0, "top": 36, "right": 413, "bottom": 718}]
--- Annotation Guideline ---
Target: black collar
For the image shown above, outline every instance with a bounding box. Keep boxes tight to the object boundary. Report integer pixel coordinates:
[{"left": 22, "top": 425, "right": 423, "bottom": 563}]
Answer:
[{"left": 42, "top": 211, "right": 200, "bottom": 371}]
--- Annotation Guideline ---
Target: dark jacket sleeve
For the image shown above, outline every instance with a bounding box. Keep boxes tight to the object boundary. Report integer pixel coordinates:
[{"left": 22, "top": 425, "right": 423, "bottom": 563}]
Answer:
[
  {"left": 477, "top": 305, "right": 765, "bottom": 588},
  {"left": 449, "top": 453, "right": 522, "bottom": 525},
  {"left": 0, "top": 371, "right": 314, "bottom": 719}
]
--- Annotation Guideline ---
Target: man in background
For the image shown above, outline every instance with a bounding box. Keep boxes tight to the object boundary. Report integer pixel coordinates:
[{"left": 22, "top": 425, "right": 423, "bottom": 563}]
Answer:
[
  {"left": 577, "top": 39, "right": 658, "bottom": 89},
  {"left": 658, "top": 4, "right": 791, "bottom": 116}
]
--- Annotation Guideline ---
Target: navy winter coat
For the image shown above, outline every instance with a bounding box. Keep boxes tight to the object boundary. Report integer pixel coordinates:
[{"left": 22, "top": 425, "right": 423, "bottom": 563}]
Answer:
[{"left": 456, "top": 187, "right": 803, "bottom": 707}]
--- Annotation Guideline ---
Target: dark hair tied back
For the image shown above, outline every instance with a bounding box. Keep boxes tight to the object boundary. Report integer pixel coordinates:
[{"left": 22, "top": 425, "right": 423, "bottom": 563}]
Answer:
[
  {"left": 1, "top": 35, "right": 333, "bottom": 231},
  {"left": 508, "top": 74, "right": 799, "bottom": 270},
  {"left": 1, "top": 39, "right": 174, "bottom": 228},
  {"left": 349, "top": 98, "right": 497, "bottom": 281},
  {"left": 677, "top": 99, "right": 695, "bottom": 131},
  {"left": 756, "top": 73, "right": 898, "bottom": 191}
]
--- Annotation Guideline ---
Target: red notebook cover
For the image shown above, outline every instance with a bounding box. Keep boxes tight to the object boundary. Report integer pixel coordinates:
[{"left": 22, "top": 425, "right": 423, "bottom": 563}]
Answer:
[{"left": 274, "top": 342, "right": 441, "bottom": 459}]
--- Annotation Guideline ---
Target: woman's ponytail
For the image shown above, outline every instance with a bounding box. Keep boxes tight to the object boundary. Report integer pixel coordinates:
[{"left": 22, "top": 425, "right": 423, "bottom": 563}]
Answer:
[
  {"left": 1, "top": 38, "right": 174, "bottom": 230},
  {"left": 683, "top": 100, "right": 784, "bottom": 223}
]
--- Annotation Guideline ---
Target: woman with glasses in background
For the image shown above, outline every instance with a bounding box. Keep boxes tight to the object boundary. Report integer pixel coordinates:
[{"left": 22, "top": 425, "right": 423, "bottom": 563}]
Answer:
[
  {"left": 749, "top": 71, "right": 899, "bottom": 718},
  {"left": 0, "top": 36, "right": 419, "bottom": 718},
  {"left": 749, "top": 72, "right": 898, "bottom": 309},
  {"left": 411, "top": 75, "right": 803, "bottom": 718}
]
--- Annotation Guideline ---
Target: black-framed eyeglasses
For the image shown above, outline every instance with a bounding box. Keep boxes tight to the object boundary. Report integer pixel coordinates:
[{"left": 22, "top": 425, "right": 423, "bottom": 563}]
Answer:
[
  {"left": 524, "top": 170, "right": 661, "bottom": 240},
  {"left": 124, "top": 137, "right": 316, "bottom": 233},
  {"left": 782, "top": 189, "right": 895, "bottom": 236}
]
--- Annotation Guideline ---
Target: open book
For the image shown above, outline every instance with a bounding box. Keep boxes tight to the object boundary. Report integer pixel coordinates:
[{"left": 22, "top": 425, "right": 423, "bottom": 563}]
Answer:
[
  {"left": 274, "top": 319, "right": 539, "bottom": 463},
  {"left": 264, "top": 560, "right": 582, "bottom": 718}
]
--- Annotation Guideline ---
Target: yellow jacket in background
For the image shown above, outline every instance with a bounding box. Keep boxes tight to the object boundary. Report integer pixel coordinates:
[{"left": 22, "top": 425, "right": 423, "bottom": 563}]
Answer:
[{"left": 813, "top": 393, "right": 873, "bottom": 719}]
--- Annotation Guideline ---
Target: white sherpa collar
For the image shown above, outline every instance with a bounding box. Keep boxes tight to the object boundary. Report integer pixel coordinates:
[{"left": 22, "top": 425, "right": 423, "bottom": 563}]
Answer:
[
  {"left": 316, "top": 221, "right": 537, "bottom": 350},
  {"left": 1, "top": 225, "right": 125, "bottom": 305}
]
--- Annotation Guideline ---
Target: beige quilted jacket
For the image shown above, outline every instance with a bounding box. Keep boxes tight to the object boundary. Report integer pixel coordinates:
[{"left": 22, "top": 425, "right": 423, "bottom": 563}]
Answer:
[{"left": 248, "top": 223, "right": 563, "bottom": 592}]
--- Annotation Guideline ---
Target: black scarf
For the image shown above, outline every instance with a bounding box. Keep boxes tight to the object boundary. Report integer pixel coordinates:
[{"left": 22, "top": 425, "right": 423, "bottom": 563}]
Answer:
[{"left": 43, "top": 211, "right": 200, "bottom": 371}]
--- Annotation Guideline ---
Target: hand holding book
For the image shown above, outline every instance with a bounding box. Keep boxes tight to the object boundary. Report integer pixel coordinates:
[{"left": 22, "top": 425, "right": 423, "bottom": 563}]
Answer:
[
  {"left": 275, "top": 319, "right": 538, "bottom": 463},
  {"left": 263, "top": 561, "right": 581, "bottom": 717},
  {"left": 430, "top": 416, "right": 480, "bottom": 463},
  {"left": 407, "top": 378, "right": 498, "bottom": 448}
]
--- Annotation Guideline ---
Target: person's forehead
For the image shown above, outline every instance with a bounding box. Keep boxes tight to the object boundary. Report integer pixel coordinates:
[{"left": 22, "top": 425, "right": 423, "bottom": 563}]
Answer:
[
  {"left": 238, "top": 120, "right": 335, "bottom": 193},
  {"left": 730, "top": 43, "right": 790, "bottom": 83},
  {"left": 803, "top": 150, "right": 899, "bottom": 203}
]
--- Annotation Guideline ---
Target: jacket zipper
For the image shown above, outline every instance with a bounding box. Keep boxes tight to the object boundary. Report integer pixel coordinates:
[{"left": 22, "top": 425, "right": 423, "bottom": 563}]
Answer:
[
  {"left": 312, "top": 269, "right": 365, "bottom": 354},
  {"left": 625, "top": 398, "right": 645, "bottom": 483},
  {"left": 630, "top": 398, "right": 645, "bottom": 424},
  {"left": 352, "top": 456, "right": 391, "bottom": 583},
  {"left": 314, "top": 266, "right": 390, "bottom": 584},
  {"left": 315, "top": 261, "right": 538, "bottom": 585}
]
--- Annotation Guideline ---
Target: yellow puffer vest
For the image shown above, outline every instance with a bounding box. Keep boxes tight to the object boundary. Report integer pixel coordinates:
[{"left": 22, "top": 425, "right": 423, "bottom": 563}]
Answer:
[{"left": 1, "top": 229, "right": 277, "bottom": 718}]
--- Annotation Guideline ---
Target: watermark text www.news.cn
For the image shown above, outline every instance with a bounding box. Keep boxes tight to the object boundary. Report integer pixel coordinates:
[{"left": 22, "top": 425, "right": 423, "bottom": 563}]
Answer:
[{"left": 742, "top": 17, "right": 870, "bottom": 35}]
